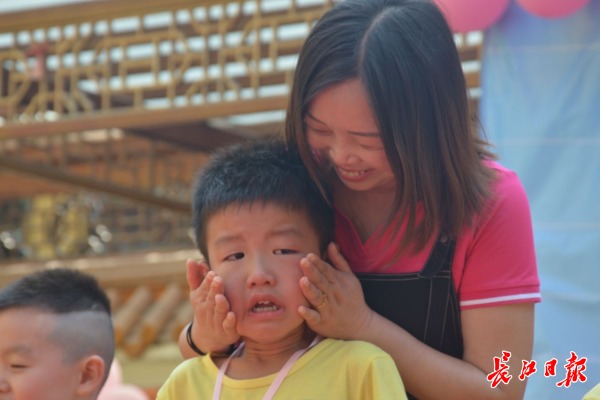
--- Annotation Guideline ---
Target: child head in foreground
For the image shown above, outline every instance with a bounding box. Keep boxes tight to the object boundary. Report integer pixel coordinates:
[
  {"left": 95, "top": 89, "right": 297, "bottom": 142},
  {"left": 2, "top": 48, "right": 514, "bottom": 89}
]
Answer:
[
  {"left": 191, "top": 138, "right": 334, "bottom": 345},
  {"left": 0, "top": 268, "right": 115, "bottom": 400}
]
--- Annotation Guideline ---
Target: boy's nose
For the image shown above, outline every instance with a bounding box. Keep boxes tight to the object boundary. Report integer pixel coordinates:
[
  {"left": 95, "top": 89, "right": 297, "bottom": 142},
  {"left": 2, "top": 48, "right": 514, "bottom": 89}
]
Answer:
[
  {"left": 247, "top": 258, "right": 276, "bottom": 287},
  {"left": 0, "top": 378, "right": 9, "bottom": 393}
]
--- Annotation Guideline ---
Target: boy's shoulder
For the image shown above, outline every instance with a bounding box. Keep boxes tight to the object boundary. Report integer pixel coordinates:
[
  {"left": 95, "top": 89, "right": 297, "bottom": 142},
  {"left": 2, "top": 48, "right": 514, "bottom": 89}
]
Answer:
[
  {"left": 313, "top": 337, "right": 392, "bottom": 361},
  {"left": 157, "top": 355, "right": 214, "bottom": 398},
  {"left": 163, "top": 354, "right": 211, "bottom": 382}
]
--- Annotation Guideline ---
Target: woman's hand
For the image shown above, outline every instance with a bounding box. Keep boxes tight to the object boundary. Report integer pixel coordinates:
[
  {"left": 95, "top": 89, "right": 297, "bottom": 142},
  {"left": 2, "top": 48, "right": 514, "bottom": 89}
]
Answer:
[
  {"left": 297, "top": 243, "right": 375, "bottom": 340},
  {"left": 186, "top": 259, "right": 239, "bottom": 353}
]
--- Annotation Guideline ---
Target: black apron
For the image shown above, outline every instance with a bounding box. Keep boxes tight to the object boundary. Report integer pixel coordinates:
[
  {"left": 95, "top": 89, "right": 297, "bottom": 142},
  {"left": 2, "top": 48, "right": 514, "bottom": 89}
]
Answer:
[{"left": 356, "top": 234, "right": 463, "bottom": 400}]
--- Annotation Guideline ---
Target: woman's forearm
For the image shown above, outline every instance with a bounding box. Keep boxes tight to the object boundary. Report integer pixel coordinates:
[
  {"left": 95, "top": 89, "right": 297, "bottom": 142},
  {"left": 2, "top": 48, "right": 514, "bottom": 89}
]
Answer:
[{"left": 355, "top": 304, "right": 534, "bottom": 400}]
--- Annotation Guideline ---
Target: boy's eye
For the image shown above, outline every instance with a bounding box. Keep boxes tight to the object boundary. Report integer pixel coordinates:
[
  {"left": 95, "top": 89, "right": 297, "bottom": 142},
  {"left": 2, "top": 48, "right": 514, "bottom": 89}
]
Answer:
[
  {"left": 224, "top": 252, "right": 244, "bottom": 261},
  {"left": 10, "top": 364, "right": 27, "bottom": 370},
  {"left": 274, "top": 249, "right": 297, "bottom": 255}
]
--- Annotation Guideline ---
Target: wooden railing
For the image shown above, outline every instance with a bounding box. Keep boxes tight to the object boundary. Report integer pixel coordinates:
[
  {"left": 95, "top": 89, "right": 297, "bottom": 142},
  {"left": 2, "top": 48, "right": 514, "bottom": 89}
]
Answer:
[
  {"left": 0, "top": 0, "right": 334, "bottom": 137},
  {"left": 0, "top": 0, "right": 483, "bottom": 263}
]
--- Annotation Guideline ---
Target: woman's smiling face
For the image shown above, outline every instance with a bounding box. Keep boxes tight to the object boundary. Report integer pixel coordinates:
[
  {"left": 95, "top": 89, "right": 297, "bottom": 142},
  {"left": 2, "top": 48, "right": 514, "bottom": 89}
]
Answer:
[{"left": 306, "top": 79, "right": 395, "bottom": 193}]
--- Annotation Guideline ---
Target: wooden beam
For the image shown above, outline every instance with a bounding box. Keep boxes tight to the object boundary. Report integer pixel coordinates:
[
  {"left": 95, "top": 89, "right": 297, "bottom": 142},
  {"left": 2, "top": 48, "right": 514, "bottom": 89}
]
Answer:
[
  {"left": 128, "top": 122, "right": 249, "bottom": 152},
  {"left": 0, "top": 155, "right": 190, "bottom": 213},
  {"left": 0, "top": 247, "right": 196, "bottom": 287},
  {"left": 0, "top": 96, "right": 288, "bottom": 139},
  {"left": 0, "top": 171, "right": 72, "bottom": 199},
  {"left": 0, "top": 0, "right": 231, "bottom": 33}
]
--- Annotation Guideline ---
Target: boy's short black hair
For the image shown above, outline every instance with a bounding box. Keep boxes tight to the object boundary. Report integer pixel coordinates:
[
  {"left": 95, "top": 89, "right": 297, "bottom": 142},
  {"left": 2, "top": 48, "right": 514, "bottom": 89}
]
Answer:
[
  {"left": 191, "top": 138, "right": 334, "bottom": 260},
  {"left": 0, "top": 268, "right": 114, "bottom": 381},
  {"left": 0, "top": 268, "right": 111, "bottom": 314}
]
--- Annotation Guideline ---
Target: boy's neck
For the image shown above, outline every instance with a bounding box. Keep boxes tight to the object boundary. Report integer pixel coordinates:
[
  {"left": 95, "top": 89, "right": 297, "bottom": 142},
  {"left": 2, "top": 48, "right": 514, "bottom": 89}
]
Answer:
[{"left": 221, "top": 326, "right": 317, "bottom": 379}]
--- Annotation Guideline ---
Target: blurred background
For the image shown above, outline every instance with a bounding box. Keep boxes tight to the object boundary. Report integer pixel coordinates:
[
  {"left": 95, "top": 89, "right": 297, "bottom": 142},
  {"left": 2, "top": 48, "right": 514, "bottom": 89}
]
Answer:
[{"left": 0, "top": 0, "right": 597, "bottom": 399}]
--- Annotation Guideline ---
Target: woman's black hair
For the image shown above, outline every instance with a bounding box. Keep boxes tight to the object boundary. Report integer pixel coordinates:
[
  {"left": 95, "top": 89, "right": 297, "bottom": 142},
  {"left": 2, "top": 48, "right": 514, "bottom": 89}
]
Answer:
[{"left": 285, "top": 0, "right": 496, "bottom": 255}]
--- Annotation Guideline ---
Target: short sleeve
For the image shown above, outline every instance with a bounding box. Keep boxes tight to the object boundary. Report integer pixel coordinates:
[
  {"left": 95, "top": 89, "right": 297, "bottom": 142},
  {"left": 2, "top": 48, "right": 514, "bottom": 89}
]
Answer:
[
  {"left": 458, "top": 165, "right": 541, "bottom": 309},
  {"left": 360, "top": 353, "right": 408, "bottom": 399}
]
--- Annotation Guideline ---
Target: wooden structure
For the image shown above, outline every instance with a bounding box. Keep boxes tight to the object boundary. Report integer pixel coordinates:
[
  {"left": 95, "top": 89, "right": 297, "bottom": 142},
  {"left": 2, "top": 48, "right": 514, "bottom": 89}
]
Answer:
[
  {"left": 0, "top": 0, "right": 340, "bottom": 210},
  {"left": 0, "top": 0, "right": 484, "bottom": 393},
  {"left": 0, "top": 0, "right": 482, "bottom": 210}
]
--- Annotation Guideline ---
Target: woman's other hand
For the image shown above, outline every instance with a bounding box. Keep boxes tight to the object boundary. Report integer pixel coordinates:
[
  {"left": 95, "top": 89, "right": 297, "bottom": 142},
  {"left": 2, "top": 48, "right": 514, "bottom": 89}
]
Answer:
[{"left": 298, "top": 243, "right": 375, "bottom": 340}]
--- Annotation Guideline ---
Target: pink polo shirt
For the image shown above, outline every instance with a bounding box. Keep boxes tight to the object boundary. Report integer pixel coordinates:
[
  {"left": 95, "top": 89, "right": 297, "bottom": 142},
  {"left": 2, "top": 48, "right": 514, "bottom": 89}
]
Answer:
[{"left": 334, "top": 161, "right": 541, "bottom": 310}]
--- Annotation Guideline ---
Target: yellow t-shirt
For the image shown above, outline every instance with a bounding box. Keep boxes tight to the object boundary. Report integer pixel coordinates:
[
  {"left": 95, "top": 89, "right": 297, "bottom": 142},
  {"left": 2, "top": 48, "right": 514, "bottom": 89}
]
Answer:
[
  {"left": 157, "top": 338, "right": 406, "bottom": 399},
  {"left": 583, "top": 383, "right": 600, "bottom": 400}
]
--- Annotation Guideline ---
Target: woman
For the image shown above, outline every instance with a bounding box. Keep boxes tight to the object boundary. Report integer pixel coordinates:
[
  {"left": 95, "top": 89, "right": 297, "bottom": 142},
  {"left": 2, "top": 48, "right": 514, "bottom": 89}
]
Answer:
[{"left": 182, "top": 1, "right": 540, "bottom": 398}]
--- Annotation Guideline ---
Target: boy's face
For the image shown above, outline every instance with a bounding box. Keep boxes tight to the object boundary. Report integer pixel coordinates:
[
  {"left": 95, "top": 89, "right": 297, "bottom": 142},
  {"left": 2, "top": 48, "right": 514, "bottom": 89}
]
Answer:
[
  {"left": 0, "top": 308, "right": 82, "bottom": 400},
  {"left": 206, "top": 202, "right": 321, "bottom": 343}
]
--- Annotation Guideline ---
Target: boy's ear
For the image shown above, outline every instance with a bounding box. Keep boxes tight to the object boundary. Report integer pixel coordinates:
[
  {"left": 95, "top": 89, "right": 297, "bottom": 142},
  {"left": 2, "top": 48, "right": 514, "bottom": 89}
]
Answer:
[
  {"left": 75, "top": 355, "right": 105, "bottom": 397},
  {"left": 186, "top": 259, "right": 210, "bottom": 291}
]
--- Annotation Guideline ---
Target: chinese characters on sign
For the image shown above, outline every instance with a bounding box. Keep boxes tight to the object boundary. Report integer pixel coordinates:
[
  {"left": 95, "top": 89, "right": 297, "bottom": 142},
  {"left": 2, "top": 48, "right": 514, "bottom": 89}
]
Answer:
[{"left": 487, "top": 351, "right": 587, "bottom": 388}]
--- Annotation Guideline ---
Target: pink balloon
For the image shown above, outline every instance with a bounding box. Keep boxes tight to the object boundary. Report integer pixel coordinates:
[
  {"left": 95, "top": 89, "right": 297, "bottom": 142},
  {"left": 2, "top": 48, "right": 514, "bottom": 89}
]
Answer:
[
  {"left": 434, "top": 0, "right": 510, "bottom": 32},
  {"left": 101, "top": 359, "right": 123, "bottom": 391},
  {"left": 98, "top": 385, "right": 149, "bottom": 400},
  {"left": 516, "top": 0, "right": 589, "bottom": 18}
]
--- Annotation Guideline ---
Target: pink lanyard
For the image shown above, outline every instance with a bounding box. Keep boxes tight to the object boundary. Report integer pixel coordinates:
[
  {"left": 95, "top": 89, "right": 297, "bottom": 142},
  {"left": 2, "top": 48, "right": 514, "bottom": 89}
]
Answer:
[{"left": 212, "top": 336, "right": 322, "bottom": 400}]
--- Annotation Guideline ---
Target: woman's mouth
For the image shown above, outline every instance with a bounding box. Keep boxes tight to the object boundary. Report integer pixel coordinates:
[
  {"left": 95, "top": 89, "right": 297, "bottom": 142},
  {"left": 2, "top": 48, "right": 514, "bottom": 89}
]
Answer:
[{"left": 337, "top": 166, "right": 369, "bottom": 180}]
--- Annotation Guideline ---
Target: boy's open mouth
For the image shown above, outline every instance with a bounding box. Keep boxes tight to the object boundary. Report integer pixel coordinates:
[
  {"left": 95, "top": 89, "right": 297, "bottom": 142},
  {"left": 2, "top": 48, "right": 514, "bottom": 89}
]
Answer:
[{"left": 252, "top": 301, "right": 279, "bottom": 312}]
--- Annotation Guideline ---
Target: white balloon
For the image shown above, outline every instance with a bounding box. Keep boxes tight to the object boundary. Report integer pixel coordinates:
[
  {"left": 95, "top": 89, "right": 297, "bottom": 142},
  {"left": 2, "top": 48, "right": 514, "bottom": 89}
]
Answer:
[
  {"left": 98, "top": 384, "right": 149, "bottom": 400},
  {"left": 101, "top": 359, "right": 123, "bottom": 391}
]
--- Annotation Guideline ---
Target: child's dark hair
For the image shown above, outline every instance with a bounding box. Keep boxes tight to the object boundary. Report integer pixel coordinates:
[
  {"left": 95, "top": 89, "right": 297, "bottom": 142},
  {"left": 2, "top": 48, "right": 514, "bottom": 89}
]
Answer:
[
  {"left": 0, "top": 268, "right": 115, "bottom": 382},
  {"left": 191, "top": 138, "right": 334, "bottom": 261},
  {"left": 0, "top": 268, "right": 111, "bottom": 314}
]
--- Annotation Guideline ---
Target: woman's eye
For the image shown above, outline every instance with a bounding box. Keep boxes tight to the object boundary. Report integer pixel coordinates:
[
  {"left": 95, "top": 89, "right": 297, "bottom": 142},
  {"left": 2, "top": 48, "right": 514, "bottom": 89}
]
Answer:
[
  {"left": 10, "top": 364, "right": 27, "bottom": 370},
  {"left": 307, "top": 126, "right": 331, "bottom": 135},
  {"left": 360, "top": 144, "right": 384, "bottom": 151},
  {"left": 224, "top": 252, "right": 244, "bottom": 261}
]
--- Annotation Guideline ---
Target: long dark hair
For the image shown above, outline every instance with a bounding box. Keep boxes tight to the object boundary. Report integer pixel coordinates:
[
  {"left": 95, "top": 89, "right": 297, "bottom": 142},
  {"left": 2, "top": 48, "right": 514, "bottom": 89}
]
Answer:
[{"left": 285, "top": 0, "right": 496, "bottom": 255}]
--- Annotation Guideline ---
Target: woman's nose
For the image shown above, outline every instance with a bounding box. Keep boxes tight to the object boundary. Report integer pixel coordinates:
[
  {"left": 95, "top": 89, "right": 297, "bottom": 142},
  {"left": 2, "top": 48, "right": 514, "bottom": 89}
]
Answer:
[{"left": 328, "top": 140, "right": 360, "bottom": 164}]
